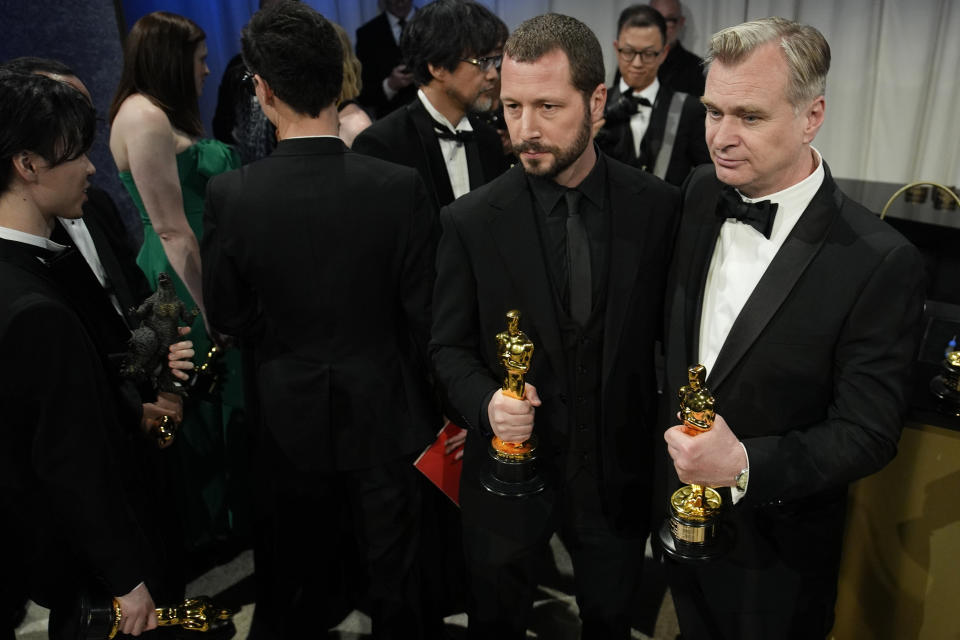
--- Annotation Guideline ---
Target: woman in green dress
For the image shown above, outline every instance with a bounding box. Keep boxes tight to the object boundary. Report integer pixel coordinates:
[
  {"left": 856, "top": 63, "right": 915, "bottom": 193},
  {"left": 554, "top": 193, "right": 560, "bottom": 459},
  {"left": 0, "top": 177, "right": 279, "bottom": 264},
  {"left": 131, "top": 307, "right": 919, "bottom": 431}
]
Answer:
[{"left": 108, "top": 11, "right": 248, "bottom": 558}]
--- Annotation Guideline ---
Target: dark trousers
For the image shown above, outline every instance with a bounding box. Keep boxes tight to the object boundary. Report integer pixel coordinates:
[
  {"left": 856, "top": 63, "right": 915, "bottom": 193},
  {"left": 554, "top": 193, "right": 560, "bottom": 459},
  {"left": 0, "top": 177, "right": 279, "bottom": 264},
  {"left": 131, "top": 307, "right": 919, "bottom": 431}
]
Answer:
[
  {"left": 667, "top": 555, "right": 837, "bottom": 640},
  {"left": 249, "top": 428, "right": 426, "bottom": 640},
  {"left": 463, "top": 467, "right": 648, "bottom": 640}
]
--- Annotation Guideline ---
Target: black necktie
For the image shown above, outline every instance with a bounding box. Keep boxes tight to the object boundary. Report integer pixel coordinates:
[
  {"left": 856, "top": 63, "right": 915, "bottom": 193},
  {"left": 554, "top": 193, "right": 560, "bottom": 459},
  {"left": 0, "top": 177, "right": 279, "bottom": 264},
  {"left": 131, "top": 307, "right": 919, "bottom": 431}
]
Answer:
[
  {"left": 432, "top": 121, "right": 474, "bottom": 145},
  {"left": 716, "top": 186, "right": 779, "bottom": 239},
  {"left": 565, "top": 190, "right": 591, "bottom": 325}
]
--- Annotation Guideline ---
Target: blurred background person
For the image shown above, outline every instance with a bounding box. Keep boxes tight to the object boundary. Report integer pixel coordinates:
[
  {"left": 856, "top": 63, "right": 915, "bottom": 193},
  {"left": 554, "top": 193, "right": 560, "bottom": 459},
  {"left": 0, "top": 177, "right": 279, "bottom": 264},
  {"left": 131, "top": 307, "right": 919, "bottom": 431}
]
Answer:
[
  {"left": 355, "top": 0, "right": 417, "bottom": 119},
  {"left": 333, "top": 22, "right": 373, "bottom": 147},
  {"left": 108, "top": 10, "right": 249, "bottom": 565},
  {"left": 650, "top": 0, "right": 705, "bottom": 96},
  {"left": 596, "top": 4, "right": 709, "bottom": 186}
]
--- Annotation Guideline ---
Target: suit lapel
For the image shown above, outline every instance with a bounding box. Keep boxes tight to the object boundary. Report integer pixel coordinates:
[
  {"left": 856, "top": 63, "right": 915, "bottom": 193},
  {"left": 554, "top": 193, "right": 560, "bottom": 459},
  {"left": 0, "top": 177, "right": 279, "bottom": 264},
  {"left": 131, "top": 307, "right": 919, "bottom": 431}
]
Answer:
[
  {"left": 407, "top": 100, "right": 456, "bottom": 207},
  {"left": 707, "top": 171, "right": 842, "bottom": 390},
  {"left": 80, "top": 215, "right": 137, "bottom": 327},
  {"left": 601, "top": 162, "right": 649, "bottom": 388},
  {"left": 487, "top": 167, "right": 565, "bottom": 379}
]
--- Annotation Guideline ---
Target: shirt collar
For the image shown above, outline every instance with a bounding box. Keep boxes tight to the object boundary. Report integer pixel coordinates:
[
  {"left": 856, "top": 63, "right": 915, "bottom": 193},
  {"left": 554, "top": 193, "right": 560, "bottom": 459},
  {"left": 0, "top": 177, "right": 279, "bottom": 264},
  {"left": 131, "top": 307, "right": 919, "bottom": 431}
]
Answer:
[
  {"left": 418, "top": 89, "right": 472, "bottom": 134},
  {"left": 386, "top": 8, "right": 413, "bottom": 28},
  {"left": 528, "top": 146, "right": 607, "bottom": 215},
  {"left": 738, "top": 147, "right": 825, "bottom": 241},
  {"left": 619, "top": 76, "right": 660, "bottom": 105},
  {"left": 0, "top": 224, "right": 68, "bottom": 253}
]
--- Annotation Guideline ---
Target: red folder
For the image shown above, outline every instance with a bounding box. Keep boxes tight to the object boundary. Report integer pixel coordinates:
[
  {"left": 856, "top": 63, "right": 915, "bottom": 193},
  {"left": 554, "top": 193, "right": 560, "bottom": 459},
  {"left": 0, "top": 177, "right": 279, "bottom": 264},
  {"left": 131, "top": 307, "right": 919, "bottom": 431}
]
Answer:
[{"left": 414, "top": 421, "right": 464, "bottom": 506}]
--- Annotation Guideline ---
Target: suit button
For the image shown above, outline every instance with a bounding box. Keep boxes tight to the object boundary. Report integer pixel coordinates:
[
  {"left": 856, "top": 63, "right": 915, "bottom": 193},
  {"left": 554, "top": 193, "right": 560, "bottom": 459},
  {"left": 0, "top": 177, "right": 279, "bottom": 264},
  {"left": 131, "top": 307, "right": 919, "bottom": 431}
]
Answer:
[
  {"left": 578, "top": 424, "right": 587, "bottom": 431},
  {"left": 578, "top": 365, "right": 587, "bottom": 375}
]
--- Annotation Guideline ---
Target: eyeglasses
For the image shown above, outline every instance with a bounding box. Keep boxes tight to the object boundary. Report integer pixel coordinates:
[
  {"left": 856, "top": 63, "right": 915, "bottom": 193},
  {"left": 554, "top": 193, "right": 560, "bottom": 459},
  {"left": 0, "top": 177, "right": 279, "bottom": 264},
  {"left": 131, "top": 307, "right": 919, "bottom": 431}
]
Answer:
[
  {"left": 617, "top": 47, "right": 663, "bottom": 64},
  {"left": 461, "top": 55, "right": 502, "bottom": 72}
]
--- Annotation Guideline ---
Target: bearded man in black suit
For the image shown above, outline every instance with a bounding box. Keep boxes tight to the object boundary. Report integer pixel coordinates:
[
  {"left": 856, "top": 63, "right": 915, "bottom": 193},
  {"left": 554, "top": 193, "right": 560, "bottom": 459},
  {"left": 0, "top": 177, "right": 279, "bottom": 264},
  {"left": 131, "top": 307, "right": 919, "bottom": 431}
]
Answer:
[
  {"left": 353, "top": 0, "right": 510, "bottom": 212},
  {"left": 660, "top": 17, "right": 925, "bottom": 640},
  {"left": 201, "top": 4, "right": 439, "bottom": 638},
  {"left": 597, "top": 4, "right": 709, "bottom": 186},
  {"left": 430, "top": 13, "right": 679, "bottom": 639}
]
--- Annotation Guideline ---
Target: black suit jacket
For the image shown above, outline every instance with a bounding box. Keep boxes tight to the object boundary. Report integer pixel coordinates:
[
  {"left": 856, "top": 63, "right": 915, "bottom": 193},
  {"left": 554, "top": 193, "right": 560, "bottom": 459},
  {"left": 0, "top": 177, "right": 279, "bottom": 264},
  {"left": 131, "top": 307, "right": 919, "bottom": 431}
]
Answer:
[
  {"left": 662, "top": 164, "right": 925, "bottom": 614},
  {"left": 597, "top": 83, "right": 710, "bottom": 187},
  {"left": 658, "top": 40, "right": 705, "bottom": 97},
  {"left": 0, "top": 238, "right": 147, "bottom": 607},
  {"left": 430, "top": 159, "right": 679, "bottom": 540},
  {"left": 202, "top": 137, "right": 440, "bottom": 472},
  {"left": 355, "top": 12, "right": 417, "bottom": 118},
  {"left": 352, "top": 98, "right": 510, "bottom": 211}
]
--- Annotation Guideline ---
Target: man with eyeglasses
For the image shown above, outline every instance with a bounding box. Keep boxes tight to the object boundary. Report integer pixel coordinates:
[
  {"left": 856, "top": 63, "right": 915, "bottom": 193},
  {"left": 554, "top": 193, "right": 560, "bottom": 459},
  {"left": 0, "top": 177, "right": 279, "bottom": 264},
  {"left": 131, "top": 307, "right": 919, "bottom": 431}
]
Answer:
[
  {"left": 353, "top": 0, "right": 510, "bottom": 212},
  {"left": 597, "top": 4, "right": 710, "bottom": 186},
  {"left": 650, "top": 0, "right": 706, "bottom": 96}
]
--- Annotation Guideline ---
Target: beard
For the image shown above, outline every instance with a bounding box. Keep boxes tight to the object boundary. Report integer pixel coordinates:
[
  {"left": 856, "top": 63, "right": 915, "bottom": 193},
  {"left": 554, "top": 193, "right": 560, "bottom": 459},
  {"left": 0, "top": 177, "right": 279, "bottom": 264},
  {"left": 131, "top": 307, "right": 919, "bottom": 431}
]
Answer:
[{"left": 512, "top": 107, "right": 592, "bottom": 180}]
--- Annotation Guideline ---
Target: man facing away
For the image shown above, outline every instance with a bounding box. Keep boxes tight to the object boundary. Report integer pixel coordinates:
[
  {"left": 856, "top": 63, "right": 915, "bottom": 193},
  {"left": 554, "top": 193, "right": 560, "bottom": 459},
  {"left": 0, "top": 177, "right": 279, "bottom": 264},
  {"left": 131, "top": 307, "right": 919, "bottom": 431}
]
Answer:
[
  {"left": 353, "top": 0, "right": 510, "bottom": 212},
  {"left": 201, "top": 4, "right": 439, "bottom": 638},
  {"left": 596, "top": 4, "right": 710, "bottom": 186},
  {"left": 660, "top": 17, "right": 925, "bottom": 639},
  {"left": 430, "top": 13, "right": 679, "bottom": 639}
]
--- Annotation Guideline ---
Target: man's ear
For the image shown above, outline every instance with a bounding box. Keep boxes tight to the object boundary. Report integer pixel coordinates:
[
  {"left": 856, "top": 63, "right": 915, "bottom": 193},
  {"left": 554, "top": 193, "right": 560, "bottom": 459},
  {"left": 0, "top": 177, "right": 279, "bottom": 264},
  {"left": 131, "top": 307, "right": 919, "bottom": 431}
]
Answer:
[
  {"left": 254, "top": 74, "right": 274, "bottom": 106},
  {"left": 589, "top": 83, "right": 607, "bottom": 123},
  {"left": 802, "top": 95, "right": 826, "bottom": 144},
  {"left": 427, "top": 62, "right": 447, "bottom": 83},
  {"left": 12, "top": 151, "right": 39, "bottom": 184}
]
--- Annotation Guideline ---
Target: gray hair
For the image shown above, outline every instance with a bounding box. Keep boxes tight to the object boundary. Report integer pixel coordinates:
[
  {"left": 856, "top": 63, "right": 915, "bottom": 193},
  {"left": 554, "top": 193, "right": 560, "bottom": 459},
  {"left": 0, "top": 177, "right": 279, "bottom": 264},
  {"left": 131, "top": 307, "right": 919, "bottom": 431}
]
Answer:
[{"left": 704, "top": 17, "right": 830, "bottom": 109}]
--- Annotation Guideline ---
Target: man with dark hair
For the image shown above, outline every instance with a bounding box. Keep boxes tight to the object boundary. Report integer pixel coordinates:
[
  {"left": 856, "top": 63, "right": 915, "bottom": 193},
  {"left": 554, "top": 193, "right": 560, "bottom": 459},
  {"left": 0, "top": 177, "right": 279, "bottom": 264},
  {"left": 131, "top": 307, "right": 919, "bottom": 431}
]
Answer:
[
  {"left": 355, "top": 0, "right": 417, "bottom": 118},
  {"left": 202, "top": 3, "right": 440, "bottom": 638},
  {"left": 650, "top": 0, "right": 705, "bottom": 96},
  {"left": 597, "top": 4, "right": 710, "bottom": 186},
  {"left": 0, "top": 57, "right": 192, "bottom": 617},
  {"left": 353, "top": 0, "right": 510, "bottom": 212},
  {"left": 430, "top": 13, "right": 678, "bottom": 639},
  {"left": 0, "top": 70, "right": 158, "bottom": 638},
  {"left": 661, "top": 17, "right": 924, "bottom": 639}
]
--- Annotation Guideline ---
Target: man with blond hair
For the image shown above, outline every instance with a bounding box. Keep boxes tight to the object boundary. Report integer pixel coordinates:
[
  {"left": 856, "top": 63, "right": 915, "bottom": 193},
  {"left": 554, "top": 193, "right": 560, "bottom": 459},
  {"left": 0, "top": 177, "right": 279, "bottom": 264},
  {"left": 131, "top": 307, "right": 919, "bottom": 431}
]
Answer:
[{"left": 660, "top": 17, "right": 924, "bottom": 639}]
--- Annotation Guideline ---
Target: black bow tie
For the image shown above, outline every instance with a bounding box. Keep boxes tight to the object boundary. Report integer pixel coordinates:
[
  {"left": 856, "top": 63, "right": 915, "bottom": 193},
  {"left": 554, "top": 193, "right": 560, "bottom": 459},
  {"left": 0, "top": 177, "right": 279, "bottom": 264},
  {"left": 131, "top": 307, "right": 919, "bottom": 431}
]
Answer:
[
  {"left": 628, "top": 94, "right": 652, "bottom": 109},
  {"left": 716, "top": 186, "right": 778, "bottom": 239},
  {"left": 432, "top": 122, "right": 473, "bottom": 145}
]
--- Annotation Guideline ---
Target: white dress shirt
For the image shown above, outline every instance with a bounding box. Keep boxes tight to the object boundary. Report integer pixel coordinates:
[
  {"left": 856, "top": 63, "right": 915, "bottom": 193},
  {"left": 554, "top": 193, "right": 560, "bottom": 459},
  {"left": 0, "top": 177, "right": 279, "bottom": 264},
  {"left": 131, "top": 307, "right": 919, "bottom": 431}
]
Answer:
[
  {"left": 698, "top": 148, "right": 824, "bottom": 500},
  {"left": 418, "top": 89, "right": 473, "bottom": 200},
  {"left": 619, "top": 77, "right": 659, "bottom": 159}
]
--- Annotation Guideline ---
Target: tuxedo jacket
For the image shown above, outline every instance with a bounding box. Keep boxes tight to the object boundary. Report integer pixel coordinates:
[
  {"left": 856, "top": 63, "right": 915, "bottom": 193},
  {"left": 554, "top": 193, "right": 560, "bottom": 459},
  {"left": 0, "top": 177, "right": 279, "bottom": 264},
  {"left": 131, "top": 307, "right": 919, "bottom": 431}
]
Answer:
[
  {"left": 597, "top": 83, "right": 710, "bottom": 187},
  {"left": 662, "top": 165, "right": 925, "bottom": 613},
  {"left": 355, "top": 12, "right": 416, "bottom": 117},
  {"left": 0, "top": 238, "right": 148, "bottom": 607},
  {"left": 430, "top": 160, "right": 679, "bottom": 540},
  {"left": 352, "top": 98, "right": 510, "bottom": 211},
  {"left": 202, "top": 137, "right": 440, "bottom": 472},
  {"left": 658, "top": 40, "right": 705, "bottom": 97},
  {"left": 50, "top": 187, "right": 154, "bottom": 427}
]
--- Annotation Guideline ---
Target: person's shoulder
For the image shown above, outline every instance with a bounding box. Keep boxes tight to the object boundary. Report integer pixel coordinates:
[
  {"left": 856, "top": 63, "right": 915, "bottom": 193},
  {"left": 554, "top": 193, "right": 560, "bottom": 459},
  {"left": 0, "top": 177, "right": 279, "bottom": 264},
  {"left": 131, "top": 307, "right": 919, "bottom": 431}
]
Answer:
[
  {"left": 444, "top": 165, "right": 524, "bottom": 219},
  {"left": 356, "top": 12, "right": 388, "bottom": 38},
  {"left": 113, "top": 93, "right": 169, "bottom": 131}
]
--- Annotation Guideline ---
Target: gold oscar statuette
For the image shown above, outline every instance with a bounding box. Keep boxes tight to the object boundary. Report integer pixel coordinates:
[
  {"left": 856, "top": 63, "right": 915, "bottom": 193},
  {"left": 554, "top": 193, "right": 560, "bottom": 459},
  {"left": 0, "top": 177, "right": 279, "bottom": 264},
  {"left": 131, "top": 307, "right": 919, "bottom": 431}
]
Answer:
[
  {"left": 107, "top": 597, "right": 234, "bottom": 638},
  {"left": 658, "top": 364, "right": 730, "bottom": 563},
  {"left": 480, "top": 310, "right": 546, "bottom": 497}
]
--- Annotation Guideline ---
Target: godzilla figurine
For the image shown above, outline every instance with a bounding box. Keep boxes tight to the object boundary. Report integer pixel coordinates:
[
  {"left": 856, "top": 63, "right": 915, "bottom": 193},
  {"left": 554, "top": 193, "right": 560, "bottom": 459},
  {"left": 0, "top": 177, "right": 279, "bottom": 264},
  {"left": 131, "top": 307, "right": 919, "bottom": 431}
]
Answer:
[{"left": 121, "top": 272, "right": 197, "bottom": 395}]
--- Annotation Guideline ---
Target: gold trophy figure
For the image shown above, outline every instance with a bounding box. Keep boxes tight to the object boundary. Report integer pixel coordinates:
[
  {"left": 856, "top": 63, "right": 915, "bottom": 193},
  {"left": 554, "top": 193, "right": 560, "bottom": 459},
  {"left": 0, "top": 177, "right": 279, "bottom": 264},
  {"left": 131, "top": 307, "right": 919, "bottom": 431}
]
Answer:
[
  {"left": 51, "top": 593, "right": 234, "bottom": 639},
  {"left": 107, "top": 597, "right": 233, "bottom": 637},
  {"left": 480, "top": 310, "right": 547, "bottom": 497},
  {"left": 658, "top": 364, "right": 730, "bottom": 562}
]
